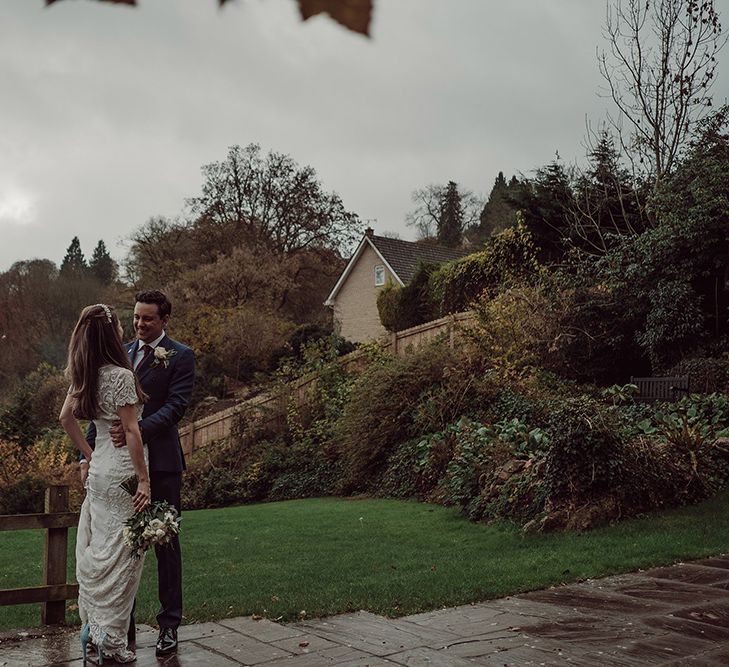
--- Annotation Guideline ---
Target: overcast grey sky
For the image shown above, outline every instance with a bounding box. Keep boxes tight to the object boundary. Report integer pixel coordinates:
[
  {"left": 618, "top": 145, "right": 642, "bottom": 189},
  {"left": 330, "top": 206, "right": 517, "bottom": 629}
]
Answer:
[{"left": 1, "top": 0, "right": 728, "bottom": 272}]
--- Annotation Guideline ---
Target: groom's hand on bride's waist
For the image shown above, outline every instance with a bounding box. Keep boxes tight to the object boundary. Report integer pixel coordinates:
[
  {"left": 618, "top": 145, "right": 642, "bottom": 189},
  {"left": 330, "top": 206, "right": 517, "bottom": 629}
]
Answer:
[
  {"left": 110, "top": 421, "right": 145, "bottom": 447},
  {"left": 110, "top": 422, "right": 127, "bottom": 447}
]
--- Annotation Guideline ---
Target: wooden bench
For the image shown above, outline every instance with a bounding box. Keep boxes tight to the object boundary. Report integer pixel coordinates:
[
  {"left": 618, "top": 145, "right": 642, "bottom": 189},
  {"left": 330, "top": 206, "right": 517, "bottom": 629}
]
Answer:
[{"left": 630, "top": 376, "right": 690, "bottom": 403}]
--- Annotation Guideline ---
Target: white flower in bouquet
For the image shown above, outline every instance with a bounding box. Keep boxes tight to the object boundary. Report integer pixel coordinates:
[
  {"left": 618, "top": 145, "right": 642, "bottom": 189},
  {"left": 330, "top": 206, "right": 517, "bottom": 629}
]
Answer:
[{"left": 119, "top": 474, "right": 181, "bottom": 559}]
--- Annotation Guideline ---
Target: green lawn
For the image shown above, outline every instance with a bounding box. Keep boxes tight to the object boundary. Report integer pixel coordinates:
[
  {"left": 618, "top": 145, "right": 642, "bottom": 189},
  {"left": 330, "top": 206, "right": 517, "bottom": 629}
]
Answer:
[{"left": 2, "top": 494, "right": 729, "bottom": 631}]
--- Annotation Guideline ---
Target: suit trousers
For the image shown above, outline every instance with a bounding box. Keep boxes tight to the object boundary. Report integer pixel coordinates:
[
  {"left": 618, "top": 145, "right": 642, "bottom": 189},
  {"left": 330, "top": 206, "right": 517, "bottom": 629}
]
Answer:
[{"left": 151, "top": 471, "right": 183, "bottom": 630}]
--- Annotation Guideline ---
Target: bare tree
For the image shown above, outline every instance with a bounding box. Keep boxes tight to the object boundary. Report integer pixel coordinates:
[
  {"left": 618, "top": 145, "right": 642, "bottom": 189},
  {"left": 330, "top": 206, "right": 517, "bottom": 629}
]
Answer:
[
  {"left": 405, "top": 182, "right": 483, "bottom": 242},
  {"left": 599, "top": 0, "right": 726, "bottom": 184},
  {"left": 188, "top": 144, "right": 361, "bottom": 257}
]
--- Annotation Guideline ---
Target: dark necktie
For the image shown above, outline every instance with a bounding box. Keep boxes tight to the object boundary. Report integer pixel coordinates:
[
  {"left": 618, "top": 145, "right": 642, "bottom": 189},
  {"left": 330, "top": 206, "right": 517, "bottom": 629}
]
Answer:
[{"left": 139, "top": 344, "right": 153, "bottom": 367}]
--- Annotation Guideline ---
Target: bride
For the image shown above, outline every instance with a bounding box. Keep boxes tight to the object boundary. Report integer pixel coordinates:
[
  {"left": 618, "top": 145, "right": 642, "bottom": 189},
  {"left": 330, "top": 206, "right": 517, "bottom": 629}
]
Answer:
[{"left": 59, "top": 303, "right": 150, "bottom": 664}]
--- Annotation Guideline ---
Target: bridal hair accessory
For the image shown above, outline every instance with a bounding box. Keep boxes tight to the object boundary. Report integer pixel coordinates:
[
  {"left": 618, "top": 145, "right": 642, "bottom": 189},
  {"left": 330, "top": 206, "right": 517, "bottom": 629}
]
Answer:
[{"left": 94, "top": 303, "right": 112, "bottom": 323}]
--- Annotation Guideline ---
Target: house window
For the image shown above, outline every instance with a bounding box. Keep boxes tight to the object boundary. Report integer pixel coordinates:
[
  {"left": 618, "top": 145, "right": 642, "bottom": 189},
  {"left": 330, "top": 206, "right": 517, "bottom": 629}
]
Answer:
[{"left": 374, "top": 265, "right": 385, "bottom": 286}]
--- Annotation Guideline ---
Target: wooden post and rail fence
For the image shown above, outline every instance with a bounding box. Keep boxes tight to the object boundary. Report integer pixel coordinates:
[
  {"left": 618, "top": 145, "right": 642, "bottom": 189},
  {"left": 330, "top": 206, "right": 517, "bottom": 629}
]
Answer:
[{"left": 0, "top": 485, "right": 79, "bottom": 625}]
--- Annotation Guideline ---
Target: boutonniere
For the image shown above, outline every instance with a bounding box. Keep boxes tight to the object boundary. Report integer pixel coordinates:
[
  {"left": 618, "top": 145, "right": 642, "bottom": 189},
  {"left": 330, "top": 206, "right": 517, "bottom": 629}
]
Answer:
[{"left": 152, "top": 346, "right": 177, "bottom": 368}]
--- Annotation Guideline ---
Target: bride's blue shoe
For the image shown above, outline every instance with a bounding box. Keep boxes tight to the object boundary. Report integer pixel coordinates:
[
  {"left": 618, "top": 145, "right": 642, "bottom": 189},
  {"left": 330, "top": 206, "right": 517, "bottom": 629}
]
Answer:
[{"left": 80, "top": 624, "right": 105, "bottom": 665}]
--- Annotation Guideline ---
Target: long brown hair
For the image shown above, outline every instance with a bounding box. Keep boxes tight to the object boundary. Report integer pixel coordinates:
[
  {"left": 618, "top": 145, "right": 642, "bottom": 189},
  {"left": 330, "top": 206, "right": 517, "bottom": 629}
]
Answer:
[{"left": 65, "top": 304, "right": 147, "bottom": 420}]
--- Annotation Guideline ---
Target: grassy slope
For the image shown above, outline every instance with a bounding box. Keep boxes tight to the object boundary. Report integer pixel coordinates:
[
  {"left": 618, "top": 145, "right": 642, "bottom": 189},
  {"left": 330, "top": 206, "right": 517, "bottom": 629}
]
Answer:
[{"left": 2, "top": 493, "right": 728, "bottom": 630}]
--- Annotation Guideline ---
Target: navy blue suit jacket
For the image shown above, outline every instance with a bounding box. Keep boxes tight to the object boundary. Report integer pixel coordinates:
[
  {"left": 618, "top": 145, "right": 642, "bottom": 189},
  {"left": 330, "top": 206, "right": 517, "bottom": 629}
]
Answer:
[
  {"left": 129, "top": 335, "right": 195, "bottom": 472},
  {"left": 85, "top": 334, "right": 195, "bottom": 473}
]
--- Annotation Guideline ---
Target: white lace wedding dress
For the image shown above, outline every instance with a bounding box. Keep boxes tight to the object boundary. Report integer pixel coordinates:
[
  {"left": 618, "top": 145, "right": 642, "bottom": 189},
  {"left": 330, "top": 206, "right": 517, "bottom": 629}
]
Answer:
[{"left": 75, "top": 365, "right": 147, "bottom": 656}]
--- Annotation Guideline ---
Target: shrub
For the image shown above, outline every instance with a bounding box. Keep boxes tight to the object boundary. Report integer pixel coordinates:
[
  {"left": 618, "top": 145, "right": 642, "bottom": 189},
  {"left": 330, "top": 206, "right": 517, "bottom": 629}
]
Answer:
[
  {"left": 485, "top": 386, "right": 540, "bottom": 423},
  {"left": 0, "top": 476, "right": 46, "bottom": 515},
  {"left": 0, "top": 436, "right": 83, "bottom": 513},
  {"left": 377, "top": 264, "right": 438, "bottom": 333},
  {"left": 428, "top": 220, "right": 541, "bottom": 316},
  {"left": 411, "top": 356, "right": 496, "bottom": 435},
  {"left": 182, "top": 466, "right": 242, "bottom": 509},
  {"left": 427, "top": 419, "right": 506, "bottom": 508},
  {"left": 268, "top": 439, "right": 342, "bottom": 501},
  {"left": 651, "top": 394, "right": 729, "bottom": 496},
  {"left": 373, "top": 439, "right": 421, "bottom": 499},
  {"left": 542, "top": 397, "right": 629, "bottom": 505},
  {"left": 0, "top": 363, "right": 66, "bottom": 448},
  {"left": 668, "top": 355, "right": 729, "bottom": 394},
  {"left": 469, "top": 275, "right": 643, "bottom": 384},
  {"left": 334, "top": 343, "right": 487, "bottom": 492}
]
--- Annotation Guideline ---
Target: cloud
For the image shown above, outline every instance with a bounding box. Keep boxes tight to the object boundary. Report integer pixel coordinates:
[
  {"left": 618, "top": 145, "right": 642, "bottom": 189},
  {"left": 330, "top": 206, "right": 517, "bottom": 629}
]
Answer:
[
  {"left": 0, "top": 186, "right": 35, "bottom": 226},
  {"left": 0, "top": 0, "right": 727, "bottom": 270}
]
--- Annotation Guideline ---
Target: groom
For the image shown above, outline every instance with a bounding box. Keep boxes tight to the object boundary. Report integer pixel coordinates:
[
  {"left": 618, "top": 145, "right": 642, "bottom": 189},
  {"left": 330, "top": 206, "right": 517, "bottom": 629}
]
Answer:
[{"left": 83, "top": 289, "right": 195, "bottom": 656}]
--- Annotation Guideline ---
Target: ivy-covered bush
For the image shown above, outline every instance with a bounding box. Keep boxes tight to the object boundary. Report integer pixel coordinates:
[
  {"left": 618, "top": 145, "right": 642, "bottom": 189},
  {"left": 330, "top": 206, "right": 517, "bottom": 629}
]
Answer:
[
  {"left": 428, "top": 220, "right": 541, "bottom": 316},
  {"left": 377, "top": 264, "right": 438, "bottom": 332},
  {"left": 376, "top": 221, "right": 540, "bottom": 333},
  {"left": 373, "top": 439, "right": 421, "bottom": 499},
  {"left": 182, "top": 464, "right": 242, "bottom": 509}
]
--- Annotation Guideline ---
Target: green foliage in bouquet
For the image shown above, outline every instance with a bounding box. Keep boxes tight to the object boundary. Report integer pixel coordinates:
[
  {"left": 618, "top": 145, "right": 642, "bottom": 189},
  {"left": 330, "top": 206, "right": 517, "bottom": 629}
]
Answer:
[
  {"left": 122, "top": 501, "right": 181, "bottom": 559},
  {"left": 119, "top": 475, "right": 181, "bottom": 559}
]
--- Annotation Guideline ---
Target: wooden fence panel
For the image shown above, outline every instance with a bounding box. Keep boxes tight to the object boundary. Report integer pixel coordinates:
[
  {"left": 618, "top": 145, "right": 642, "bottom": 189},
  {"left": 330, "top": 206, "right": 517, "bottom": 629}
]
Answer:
[
  {"left": 0, "top": 486, "right": 80, "bottom": 625},
  {"left": 178, "top": 311, "right": 477, "bottom": 456}
]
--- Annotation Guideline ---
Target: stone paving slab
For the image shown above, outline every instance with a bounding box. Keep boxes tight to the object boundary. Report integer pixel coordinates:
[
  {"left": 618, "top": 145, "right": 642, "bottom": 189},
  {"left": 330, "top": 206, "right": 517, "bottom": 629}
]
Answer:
[
  {"left": 644, "top": 563, "right": 729, "bottom": 586},
  {"left": 194, "top": 629, "right": 294, "bottom": 664},
  {"left": 384, "top": 646, "right": 475, "bottom": 666},
  {"left": 3, "top": 554, "right": 729, "bottom": 665},
  {"left": 292, "top": 610, "right": 461, "bottom": 656}
]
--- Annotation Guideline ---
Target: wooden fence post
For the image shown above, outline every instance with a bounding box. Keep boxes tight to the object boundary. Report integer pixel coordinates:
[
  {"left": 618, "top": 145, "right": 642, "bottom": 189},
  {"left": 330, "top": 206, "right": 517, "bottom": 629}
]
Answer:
[{"left": 42, "top": 486, "right": 69, "bottom": 625}]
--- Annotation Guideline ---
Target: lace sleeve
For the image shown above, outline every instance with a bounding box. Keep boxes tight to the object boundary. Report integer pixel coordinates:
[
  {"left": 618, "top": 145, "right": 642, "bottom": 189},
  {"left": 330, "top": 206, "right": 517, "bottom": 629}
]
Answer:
[{"left": 112, "top": 368, "right": 139, "bottom": 410}]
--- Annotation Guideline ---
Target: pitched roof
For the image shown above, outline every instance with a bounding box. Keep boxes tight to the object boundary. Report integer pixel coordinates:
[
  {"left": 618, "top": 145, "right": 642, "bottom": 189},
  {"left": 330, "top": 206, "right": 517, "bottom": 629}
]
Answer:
[
  {"left": 324, "top": 232, "right": 469, "bottom": 305},
  {"left": 368, "top": 235, "right": 468, "bottom": 284}
]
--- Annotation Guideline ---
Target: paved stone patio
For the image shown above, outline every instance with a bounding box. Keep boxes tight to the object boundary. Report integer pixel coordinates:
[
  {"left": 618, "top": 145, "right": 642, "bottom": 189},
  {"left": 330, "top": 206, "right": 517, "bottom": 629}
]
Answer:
[{"left": 3, "top": 555, "right": 729, "bottom": 665}]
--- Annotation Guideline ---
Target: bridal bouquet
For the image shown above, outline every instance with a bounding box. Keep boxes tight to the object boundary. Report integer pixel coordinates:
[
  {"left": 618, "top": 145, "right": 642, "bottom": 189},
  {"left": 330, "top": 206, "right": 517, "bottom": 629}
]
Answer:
[{"left": 119, "top": 475, "right": 181, "bottom": 559}]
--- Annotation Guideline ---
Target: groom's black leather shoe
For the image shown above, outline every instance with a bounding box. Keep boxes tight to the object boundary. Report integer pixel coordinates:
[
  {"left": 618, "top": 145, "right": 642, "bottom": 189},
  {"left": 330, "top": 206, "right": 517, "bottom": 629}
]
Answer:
[{"left": 155, "top": 627, "right": 178, "bottom": 656}]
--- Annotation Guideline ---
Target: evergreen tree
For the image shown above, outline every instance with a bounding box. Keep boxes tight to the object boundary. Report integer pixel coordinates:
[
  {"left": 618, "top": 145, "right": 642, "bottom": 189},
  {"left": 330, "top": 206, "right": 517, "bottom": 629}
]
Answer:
[
  {"left": 478, "top": 172, "right": 520, "bottom": 239},
  {"left": 59, "top": 236, "right": 87, "bottom": 278},
  {"left": 437, "top": 181, "right": 463, "bottom": 247},
  {"left": 507, "top": 159, "right": 575, "bottom": 263},
  {"left": 88, "top": 240, "right": 116, "bottom": 285},
  {"left": 570, "top": 132, "right": 647, "bottom": 253}
]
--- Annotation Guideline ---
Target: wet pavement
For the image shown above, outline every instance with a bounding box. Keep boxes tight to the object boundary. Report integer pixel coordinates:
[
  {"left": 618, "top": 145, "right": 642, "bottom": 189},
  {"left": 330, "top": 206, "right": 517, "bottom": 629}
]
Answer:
[{"left": 3, "top": 555, "right": 729, "bottom": 665}]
